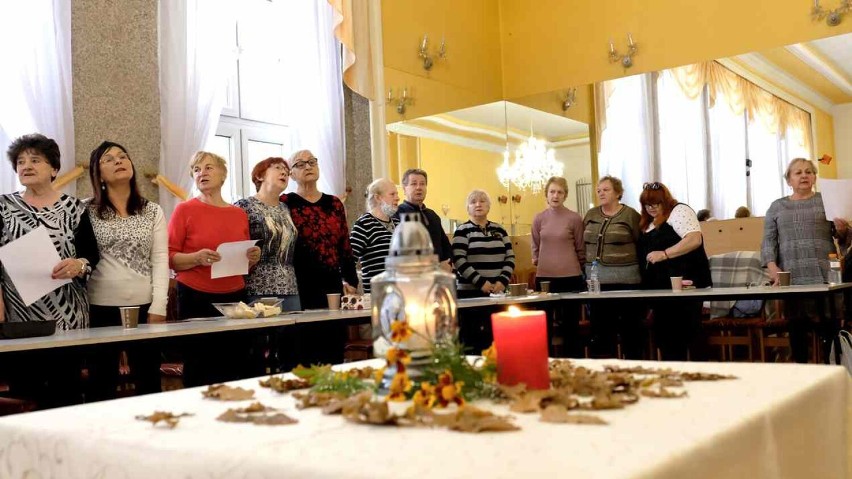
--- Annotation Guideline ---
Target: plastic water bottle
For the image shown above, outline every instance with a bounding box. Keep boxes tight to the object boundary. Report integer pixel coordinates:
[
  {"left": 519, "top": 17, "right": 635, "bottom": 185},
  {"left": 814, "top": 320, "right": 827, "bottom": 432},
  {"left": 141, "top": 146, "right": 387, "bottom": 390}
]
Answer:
[
  {"left": 828, "top": 253, "right": 843, "bottom": 285},
  {"left": 589, "top": 260, "right": 601, "bottom": 294}
]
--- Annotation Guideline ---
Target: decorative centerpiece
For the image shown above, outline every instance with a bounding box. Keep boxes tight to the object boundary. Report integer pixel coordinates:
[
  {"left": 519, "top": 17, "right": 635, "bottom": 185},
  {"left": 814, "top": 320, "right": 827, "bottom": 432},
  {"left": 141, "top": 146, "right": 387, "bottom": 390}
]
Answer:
[{"left": 370, "top": 213, "right": 457, "bottom": 394}]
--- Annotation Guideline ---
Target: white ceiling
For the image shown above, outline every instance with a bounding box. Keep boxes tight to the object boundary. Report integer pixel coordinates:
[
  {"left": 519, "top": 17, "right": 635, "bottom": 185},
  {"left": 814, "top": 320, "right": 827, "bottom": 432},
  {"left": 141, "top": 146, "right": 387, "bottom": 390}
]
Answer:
[
  {"left": 442, "top": 101, "right": 589, "bottom": 140},
  {"left": 807, "top": 33, "right": 852, "bottom": 81}
]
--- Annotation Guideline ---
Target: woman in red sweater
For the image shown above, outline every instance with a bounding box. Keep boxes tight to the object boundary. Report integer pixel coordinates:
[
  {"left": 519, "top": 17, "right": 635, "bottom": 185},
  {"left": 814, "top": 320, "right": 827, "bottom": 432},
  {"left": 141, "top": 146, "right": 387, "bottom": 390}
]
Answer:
[{"left": 168, "top": 151, "right": 260, "bottom": 320}]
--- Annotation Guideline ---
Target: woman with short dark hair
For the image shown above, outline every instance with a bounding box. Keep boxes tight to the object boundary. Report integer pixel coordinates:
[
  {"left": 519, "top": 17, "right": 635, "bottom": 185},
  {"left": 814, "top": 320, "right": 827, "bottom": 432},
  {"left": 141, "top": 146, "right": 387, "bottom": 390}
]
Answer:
[{"left": 0, "top": 133, "right": 99, "bottom": 330}]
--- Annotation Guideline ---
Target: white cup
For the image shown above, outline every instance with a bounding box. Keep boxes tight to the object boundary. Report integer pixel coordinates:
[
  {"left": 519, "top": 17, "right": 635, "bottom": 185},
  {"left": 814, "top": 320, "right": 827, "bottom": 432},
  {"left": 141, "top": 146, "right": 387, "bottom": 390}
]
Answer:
[
  {"left": 670, "top": 276, "right": 683, "bottom": 292},
  {"left": 327, "top": 293, "right": 342, "bottom": 310}
]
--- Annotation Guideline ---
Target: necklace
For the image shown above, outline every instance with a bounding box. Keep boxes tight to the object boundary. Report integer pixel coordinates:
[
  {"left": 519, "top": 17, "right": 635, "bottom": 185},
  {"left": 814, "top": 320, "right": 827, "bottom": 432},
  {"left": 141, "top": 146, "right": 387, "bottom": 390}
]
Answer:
[{"left": 374, "top": 214, "right": 395, "bottom": 233}]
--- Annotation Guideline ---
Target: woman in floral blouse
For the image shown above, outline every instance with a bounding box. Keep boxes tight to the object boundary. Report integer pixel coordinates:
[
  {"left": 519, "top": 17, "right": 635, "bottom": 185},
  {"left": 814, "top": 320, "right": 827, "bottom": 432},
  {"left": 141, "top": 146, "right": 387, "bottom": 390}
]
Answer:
[{"left": 235, "top": 157, "right": 299, "bottom": 310}]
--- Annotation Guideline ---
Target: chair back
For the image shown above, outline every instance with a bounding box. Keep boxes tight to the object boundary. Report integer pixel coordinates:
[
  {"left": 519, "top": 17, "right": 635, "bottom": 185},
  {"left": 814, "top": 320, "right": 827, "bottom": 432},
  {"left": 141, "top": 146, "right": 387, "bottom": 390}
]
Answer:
[{"left": 708, "top": 251, "right": 768, "bottom": 318}]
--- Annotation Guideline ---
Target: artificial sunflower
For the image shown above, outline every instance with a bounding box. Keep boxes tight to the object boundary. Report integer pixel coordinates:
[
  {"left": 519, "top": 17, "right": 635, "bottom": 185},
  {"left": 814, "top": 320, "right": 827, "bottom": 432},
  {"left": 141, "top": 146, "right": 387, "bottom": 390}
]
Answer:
[
  {"left": 387, "top": 372, "right": 412, "bottom": 401},
  {"left": 390, "top": 320, "right": 413, "bottom": 343},
  {"left": 386, "top": 347, "right": 411, "bottom": 367},
  {"left": 434, "top": 371, "right": 465, "bottom": 408}
]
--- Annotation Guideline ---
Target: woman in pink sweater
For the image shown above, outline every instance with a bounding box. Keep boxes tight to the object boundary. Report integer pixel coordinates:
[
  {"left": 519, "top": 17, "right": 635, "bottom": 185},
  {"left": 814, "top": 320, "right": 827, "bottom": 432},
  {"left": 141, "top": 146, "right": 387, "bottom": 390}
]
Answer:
[
  {"left": 532, "top": 176, "right": 586, "bottom": 292},
  {"left": 531, "top": 176, "right": 586, "bottom": 357}
]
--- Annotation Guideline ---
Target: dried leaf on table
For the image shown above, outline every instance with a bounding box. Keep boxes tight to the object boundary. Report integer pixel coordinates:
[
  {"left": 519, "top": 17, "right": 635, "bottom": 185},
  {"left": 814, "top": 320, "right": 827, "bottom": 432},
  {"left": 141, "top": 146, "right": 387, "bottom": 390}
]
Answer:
[
  {"left": 540, "top": 405, "right": 607, "bottom": 425},
  {"left": 135, "top": 411, "right": 193, "bottom": 429},
  {"left": 604, "top": 365, "right": 673, "bottom": 376},
  {"left": 292, "top": 391, "right": 348, "bottom": 409},
  {"left": 678, "top": 372, "right": 737, "bottom": 381},
  {"left": 337, "top": 392, "right": 400, "bottom": 426},
  {"left": 583, "top": 393, "right": 625, "bottom": 410},
  {"left": 640, "top": 386, "right": 687, "bottom": 398},
  {"left": 322, "top": 391, "right": 373, "bottom": 415},
  {"left": 342, "top": 366, "right": 376, "bottom": 380},
  {"left": 217, "top": 402, "right": 298, "bottom": 426},
  {"left": 202, "top": 384, "right": 255, "bottom": 401},
  {"left": 258, "top": 376, "right": 310, "bottom": 393},
  {"left": 509, "top": 390, "right": 548, "bottom": 413},
  {"left": 432, "top": 406, "right": 519, "bottom": 433}
]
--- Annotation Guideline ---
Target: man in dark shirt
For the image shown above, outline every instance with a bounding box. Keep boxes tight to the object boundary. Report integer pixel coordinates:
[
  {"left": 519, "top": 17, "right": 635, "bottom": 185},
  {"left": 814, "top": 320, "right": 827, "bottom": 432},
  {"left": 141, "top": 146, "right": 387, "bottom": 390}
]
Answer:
[{"left": 395, "top": 168, "right": 452, "bottom": 271}]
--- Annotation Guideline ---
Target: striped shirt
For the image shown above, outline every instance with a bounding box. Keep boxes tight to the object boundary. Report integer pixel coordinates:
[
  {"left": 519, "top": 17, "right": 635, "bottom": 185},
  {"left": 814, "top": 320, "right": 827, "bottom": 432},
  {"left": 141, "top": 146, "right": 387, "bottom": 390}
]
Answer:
[
  {"left": 452, "top": 220, "right": 515, "bottom": 290},
  {"left": 350, "top": 213, "right": 398, "bottom": 293}
]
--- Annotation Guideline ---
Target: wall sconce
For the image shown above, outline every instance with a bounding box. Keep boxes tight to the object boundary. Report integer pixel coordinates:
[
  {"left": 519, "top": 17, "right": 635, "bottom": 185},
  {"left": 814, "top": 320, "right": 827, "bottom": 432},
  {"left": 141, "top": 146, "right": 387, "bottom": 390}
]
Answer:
[
  {"left": 497, "top": 195, "right": 508, "bottom": 205},
  {"left": 418, "top": 34, "right": 446, "bottom": 71},
  {"left": 812, "top": 0, "right": 851, "bottom": 26},
  {"left": 562, "top": 88, "right": 577, "bottom": 111},
  {"left": 609, "top": 33, "right": 638, "bottom": 68},
  {"left": 387, "top": 87, "right": 413, "bottom": 115},
  {"left": 511, "top": 194, "right": 522, "bottom": 204}
]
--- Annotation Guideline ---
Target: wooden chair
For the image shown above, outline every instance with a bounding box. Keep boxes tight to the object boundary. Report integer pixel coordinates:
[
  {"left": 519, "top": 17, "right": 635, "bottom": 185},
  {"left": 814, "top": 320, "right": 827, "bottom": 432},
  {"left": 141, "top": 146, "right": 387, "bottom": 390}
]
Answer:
[{"left": 702, "top": 251, "right": 767, "bottom": 361}]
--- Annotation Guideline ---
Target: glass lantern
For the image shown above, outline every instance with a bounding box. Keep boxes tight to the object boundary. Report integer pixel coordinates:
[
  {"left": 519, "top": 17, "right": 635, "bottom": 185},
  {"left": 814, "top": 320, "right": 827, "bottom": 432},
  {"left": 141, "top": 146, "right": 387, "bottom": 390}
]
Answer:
[{"left": 371, "top": 213, "right": 457, "bottom": 392}]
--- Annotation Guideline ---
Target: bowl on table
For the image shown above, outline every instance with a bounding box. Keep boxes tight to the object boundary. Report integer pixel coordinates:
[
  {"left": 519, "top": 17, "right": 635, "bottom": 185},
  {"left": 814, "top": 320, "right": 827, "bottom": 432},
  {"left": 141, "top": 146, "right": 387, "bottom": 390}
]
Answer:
[{"left": 212, "top": 299, "right": 285, "bottom": 319}]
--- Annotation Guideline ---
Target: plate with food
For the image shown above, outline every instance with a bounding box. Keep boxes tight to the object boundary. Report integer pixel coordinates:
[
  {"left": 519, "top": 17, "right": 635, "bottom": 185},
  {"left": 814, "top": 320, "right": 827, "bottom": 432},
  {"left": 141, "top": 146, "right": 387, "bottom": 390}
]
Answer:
[{"left": 213, "top": 299, "right": 284, "bottom": 319}]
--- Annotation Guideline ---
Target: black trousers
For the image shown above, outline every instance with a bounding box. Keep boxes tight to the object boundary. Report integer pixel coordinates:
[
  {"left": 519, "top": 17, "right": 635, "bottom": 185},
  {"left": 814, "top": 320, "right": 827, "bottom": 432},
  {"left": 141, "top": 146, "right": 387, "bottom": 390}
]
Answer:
[
  {"left": 88, "top": 304, "right": 161, "bottom": 400},
  {"left": 536, "top": 276, "right": 586, "bottom": 358},
  {"left": 650, "top": 299, "right": 704, "bottom": 361},
  {"left": 588, "top": 283, "right": 645, "bottom": 359}
]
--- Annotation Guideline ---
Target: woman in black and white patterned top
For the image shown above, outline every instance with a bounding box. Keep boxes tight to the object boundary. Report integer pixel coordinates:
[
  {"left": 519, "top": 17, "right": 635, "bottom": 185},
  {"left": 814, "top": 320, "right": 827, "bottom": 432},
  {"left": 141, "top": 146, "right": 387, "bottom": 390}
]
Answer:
[
  {"left": 86, "top": 141, "right": 169, "bottom": 326},
  {"left": 234, "top": 157, "right": 299, "bottom": 310},
  {"left": 350, "top": 178, "right": 399, "bottom": 294},
  {"left": 0, "top": 134, "right": 99, "bottom": 331}
]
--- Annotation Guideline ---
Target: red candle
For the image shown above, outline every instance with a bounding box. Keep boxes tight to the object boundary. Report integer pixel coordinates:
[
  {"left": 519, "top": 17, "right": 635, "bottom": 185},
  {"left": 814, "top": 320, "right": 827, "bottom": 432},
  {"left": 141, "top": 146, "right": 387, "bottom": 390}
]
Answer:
[{"left": 490, "top": 307, "right": 550, "bottom": 390}]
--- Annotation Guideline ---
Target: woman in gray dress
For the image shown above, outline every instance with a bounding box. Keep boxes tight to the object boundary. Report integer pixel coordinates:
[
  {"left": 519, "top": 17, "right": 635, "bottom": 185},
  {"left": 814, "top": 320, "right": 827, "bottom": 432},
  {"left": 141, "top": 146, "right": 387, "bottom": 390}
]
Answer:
[{"left": 761, "top": 157, "right": 849, "bottom": 363}]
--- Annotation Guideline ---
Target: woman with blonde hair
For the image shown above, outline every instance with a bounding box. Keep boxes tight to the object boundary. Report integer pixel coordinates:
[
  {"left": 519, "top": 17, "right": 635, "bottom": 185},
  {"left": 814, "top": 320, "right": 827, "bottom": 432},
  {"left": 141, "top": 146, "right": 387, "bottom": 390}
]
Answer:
[
  {"left": 168, "top": 151, "right": 260, "bottom": 320},
  {"left": 350, "top": 178, "right": 399, "bottom": 293},
  {"left": 531, "top": 176, "right": 585, "bottom": 356},
  {"left": 762, "top": 158, "right": 849, "bottom": 362},
  {"left": 452, "top": 189, "right": 514, "bottom": 299}
]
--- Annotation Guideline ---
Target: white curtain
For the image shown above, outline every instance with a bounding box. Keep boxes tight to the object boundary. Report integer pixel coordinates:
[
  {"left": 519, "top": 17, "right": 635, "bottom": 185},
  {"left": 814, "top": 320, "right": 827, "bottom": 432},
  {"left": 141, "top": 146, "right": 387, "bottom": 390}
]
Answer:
[
  {"left": 158, "top": 0, "right": 232, "bottom": 217},
  {"left": 708, "top": 89, "right": 748, "bottom": 219},
  {"left": 279, "top": 0, "right": 346, "bottom": 196},
  {"left": 597, "top": 73, "right": 655, "bottom": 210},
  {"left": 657, "top": 71, "right": 708, "bottom": 211},
  {"left": 0, "top": 0, "right": 74, "bottom": 195}
]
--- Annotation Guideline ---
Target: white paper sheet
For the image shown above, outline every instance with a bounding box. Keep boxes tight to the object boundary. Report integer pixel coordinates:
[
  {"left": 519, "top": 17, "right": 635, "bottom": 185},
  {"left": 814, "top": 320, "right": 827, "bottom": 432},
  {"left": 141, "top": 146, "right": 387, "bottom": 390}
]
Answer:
[
  {"left": 211, "top": 240, "right": 258, "bottom": 279},
  {"left": 818, "top": 179, "right": 852, "bottom": 220},
  {"left": 0, "top": 226, "right": 70, "bottom": 306}
]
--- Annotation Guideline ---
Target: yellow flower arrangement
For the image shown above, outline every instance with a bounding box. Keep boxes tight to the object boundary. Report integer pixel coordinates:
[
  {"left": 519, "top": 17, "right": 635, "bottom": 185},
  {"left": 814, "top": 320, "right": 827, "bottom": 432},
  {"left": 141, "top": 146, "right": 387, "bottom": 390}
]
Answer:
[
  {"left": 387, "top": 372, "right": 413, "bottom": 401},
  {"left": 390, "top": 320, "right": 413, "bottom": 343},
  {"left": 386, "top": 347, "right": 411, "bottom": 367}
]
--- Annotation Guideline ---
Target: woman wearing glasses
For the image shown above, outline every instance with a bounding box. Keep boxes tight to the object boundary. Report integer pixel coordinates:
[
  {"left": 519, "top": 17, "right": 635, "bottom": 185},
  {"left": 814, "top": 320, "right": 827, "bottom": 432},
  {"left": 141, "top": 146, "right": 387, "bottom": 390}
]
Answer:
[
  {"left": 284, "top": 149, "right": 358, "bottom": 364},
  {"left": 638, "top": 181, "right": 711, "bottom": 360},
  {"left": 234, "top": 157, "right": 299, "bottom": 311},
  {"left": 583, "top": 176, "right": 643, "bottom": 358}
]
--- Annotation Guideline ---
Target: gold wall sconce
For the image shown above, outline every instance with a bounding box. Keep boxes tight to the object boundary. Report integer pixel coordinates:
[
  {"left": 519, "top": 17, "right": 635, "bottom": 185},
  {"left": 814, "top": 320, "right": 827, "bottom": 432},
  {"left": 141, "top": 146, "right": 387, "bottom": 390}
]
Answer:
[
  {"left": 562, "top": 88, "right": 577, "bottom": 111},
  {"left": 497, "top": 195, "right": 508, "bottom": 205},
  {"left": 609, "top": 33, "right": 638, "bottom": 68},
  {"left": 418, "top": 34, "right": 447, "bottom": 71},
  {"left": 511, "top": 194, "right": 522, "bottom": 204},
  {"left": 387, "top": 87, "right": 413, "bottom": 115},
  {"left": 812, "top": 0, "right": 850, "bottom": 26}
]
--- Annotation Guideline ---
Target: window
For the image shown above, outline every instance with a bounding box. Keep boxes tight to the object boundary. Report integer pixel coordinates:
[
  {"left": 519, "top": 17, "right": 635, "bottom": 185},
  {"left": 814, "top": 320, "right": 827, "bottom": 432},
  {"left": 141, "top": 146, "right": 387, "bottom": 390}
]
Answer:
[
  {"left": 598, "top": 63, "right": 813, "bottom": 219},
  {"left": 203, "top": 0, "right": 295, "bottom": 200}
]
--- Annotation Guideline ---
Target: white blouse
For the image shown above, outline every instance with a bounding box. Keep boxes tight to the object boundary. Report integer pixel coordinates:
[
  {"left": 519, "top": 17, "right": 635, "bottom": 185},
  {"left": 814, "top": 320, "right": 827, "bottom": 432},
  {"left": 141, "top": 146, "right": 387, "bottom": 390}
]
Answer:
[
  {"left": 87, "top": 202, "right": 169, "bottom": 316},
  {"left": 645, "top": 204, "right": 701, "bottom": 238}
]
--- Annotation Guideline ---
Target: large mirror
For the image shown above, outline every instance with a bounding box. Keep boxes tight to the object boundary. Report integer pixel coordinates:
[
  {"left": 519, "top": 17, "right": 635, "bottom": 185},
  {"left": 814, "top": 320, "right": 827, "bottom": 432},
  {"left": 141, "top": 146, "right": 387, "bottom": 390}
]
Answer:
[{"left": 386, "top": 94, "right": 593, "bottom": 236}]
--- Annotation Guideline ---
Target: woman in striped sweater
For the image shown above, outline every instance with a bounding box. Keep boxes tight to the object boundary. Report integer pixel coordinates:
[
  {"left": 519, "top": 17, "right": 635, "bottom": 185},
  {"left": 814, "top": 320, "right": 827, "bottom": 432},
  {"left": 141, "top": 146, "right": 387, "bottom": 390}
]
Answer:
[
  {"left": 452, "top": 190, "right": 515, "bottom": 299},
  {"left": 350, "top": 178, "right": 399, "bottom": 293}
]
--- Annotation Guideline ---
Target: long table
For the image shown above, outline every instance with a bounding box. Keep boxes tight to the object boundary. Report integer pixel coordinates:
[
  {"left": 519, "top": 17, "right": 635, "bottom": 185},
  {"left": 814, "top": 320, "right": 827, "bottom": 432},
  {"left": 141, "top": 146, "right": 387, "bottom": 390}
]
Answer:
[
  {"left": 2, "top": 283, "right": 848, "bottom": 354},
  {"left": 0, "top": 358, "right": 847, "bottom": 478}
]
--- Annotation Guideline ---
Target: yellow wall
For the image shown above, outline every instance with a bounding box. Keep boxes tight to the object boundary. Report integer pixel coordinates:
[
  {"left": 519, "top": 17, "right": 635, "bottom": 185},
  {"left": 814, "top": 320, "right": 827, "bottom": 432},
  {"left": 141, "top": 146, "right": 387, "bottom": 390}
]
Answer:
[
  {"left": 499, "top": 0, "right": 852, "bottom": 99},
  {"left": 382, "top": 0, "right": 503, "bottom": 120},
  {"left": 418, "top": 137, "right": 546, "bottom": 229}
]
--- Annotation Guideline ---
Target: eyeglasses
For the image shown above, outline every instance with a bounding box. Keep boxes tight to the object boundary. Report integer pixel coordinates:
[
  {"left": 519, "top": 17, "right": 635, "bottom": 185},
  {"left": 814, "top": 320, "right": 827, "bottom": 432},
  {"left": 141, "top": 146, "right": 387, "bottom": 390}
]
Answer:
[
  {"left": 291, "top": 158, "right": 318, "bottom": 170},
  {"left": 643, "top": 182, "right": 662, "bottom": 190},
  {"left": 269, "top": 163, "right": 290, "bottom": 173}
]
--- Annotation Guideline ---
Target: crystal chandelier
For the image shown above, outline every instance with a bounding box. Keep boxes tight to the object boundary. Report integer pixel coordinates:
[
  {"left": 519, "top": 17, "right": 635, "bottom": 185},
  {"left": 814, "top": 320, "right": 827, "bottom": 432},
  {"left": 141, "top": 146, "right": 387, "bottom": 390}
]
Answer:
[{"left": 497, "top": 134, "right": 564, "bottom": 194}]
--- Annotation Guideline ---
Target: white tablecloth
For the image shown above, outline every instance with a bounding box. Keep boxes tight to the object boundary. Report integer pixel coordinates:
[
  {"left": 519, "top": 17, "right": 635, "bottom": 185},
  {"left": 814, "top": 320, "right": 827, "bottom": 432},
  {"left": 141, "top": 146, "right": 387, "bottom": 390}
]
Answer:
[{"left": 0, "top": 359, "right": 848, "bottom": 479}]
